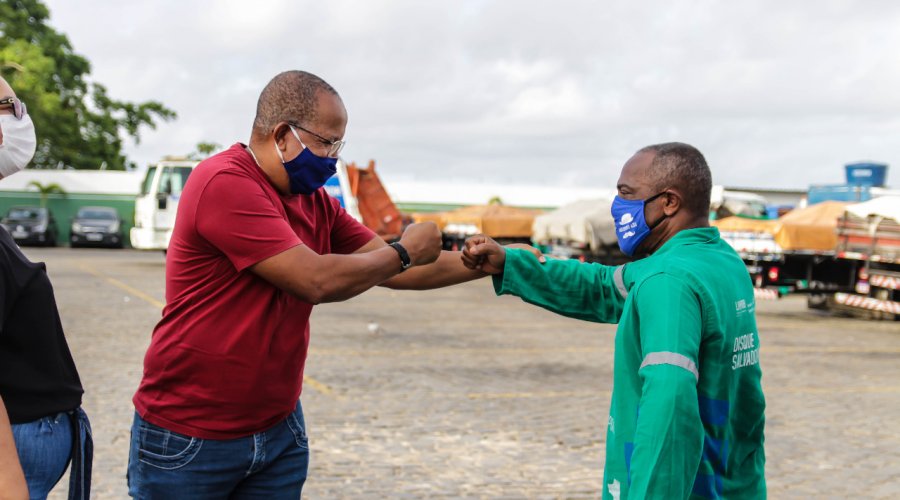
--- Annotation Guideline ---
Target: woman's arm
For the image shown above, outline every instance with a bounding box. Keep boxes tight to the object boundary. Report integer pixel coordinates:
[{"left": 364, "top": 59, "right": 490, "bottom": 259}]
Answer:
[{"left": 0, "top": 396, "right": 27, "bottom": 500}]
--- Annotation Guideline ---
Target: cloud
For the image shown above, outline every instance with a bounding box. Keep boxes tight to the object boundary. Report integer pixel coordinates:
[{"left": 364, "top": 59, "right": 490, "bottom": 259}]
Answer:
[{"left": 42, "top": 0, "right": 900, "bottom": 191}]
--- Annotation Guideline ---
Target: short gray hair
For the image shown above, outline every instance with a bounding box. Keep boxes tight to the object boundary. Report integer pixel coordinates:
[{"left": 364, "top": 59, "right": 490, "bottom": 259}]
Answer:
[
  {"left": 252, "top": 71, "right": 340, "bottom": 138},
  {"left": 638, "top": 142, "right": 712, "bottom": 216}
]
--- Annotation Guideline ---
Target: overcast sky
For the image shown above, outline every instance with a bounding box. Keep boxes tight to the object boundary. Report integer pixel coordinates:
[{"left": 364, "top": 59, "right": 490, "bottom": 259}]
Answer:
[{"left": 43, "top": 0, "right": 900, "bottom": 190}]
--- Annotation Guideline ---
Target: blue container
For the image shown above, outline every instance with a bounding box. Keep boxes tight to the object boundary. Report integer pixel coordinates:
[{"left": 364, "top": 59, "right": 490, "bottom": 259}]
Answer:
[
  {"left": 323, "top": 174, "right": 346, "bottom": 207},
  {"left": 807, "top": 184, "right": 871, "bottom": 205},
  {"left": 845, "top": 162, "right": 888, "bottom": 187},
  {"left": 766, "top": 205, "right": 794, "bottom": 219}
]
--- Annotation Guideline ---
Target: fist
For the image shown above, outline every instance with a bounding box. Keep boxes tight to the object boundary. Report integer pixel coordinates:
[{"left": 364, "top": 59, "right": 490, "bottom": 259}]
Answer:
[
  {"left": 398, "top": 222, "right": 442, "bottom": 266},
  {"left": 461, "top": 234, "right": 506, "bottom": 274}
]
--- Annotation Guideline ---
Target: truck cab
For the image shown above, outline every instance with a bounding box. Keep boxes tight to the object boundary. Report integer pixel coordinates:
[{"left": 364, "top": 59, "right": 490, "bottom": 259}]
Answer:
[
  {"left": 130, "top": 159, "right": 199, "bottom": 250},
  {"left": 710, "top": 186, "right": 770, "bottom": 220}
]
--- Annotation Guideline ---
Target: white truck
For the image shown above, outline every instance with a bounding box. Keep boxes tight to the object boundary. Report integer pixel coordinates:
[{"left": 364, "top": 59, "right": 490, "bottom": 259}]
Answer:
[
  {"left": 130, "top": 157, "right": 367, "bottom": 251},
  {"left": 710, "top": 186, "right": 769, "bottom": 220},
  {"left": 130, "top": 159, "right": 198, "bottom": 250}
]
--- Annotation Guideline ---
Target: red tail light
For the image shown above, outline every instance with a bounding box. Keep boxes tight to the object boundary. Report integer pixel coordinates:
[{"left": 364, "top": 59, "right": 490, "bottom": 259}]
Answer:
[{"left": 767, "top": 267, "right": 780, "bottom": 282}]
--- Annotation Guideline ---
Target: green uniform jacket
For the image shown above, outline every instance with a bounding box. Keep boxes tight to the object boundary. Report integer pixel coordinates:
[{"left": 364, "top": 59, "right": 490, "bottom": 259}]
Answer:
[{"left": 494, "top": 227, "right": 765, "bottom": 499}]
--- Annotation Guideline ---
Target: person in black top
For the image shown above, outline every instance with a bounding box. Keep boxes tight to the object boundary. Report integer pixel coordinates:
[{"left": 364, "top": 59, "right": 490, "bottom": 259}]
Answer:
[{"left": 0, "top": 76, "right": 92, "bottom": 500}]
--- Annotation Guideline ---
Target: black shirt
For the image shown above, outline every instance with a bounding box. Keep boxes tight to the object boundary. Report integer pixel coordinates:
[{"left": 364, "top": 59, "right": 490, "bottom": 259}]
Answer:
[{"left": 0, "top": 227, "right": 83, "bottom": 424}]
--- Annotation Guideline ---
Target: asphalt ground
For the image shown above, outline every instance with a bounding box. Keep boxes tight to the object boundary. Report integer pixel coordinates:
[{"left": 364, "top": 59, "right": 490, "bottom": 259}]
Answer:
[{"left": 20, "top": 247, "right": 899, "bottom": 499}]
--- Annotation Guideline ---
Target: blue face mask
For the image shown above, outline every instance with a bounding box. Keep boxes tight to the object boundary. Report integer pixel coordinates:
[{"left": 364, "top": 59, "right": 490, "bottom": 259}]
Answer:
[
  {"left": 610, "top": 192, "right": 668, "bottom": 257},
  {"left": 275, "top": 126, "right": 338, "bottom": 195}
]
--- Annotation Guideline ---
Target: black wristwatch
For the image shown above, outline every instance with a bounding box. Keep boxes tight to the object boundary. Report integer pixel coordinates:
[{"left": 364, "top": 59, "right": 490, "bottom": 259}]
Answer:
[{"left": 389, "top": 242, "right": 412, "bottom": 272}]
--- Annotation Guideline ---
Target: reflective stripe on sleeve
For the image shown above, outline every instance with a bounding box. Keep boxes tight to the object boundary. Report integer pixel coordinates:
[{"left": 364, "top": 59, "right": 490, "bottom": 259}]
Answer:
[
  {"left": 613, "top": 265, "right": 628, "bottom": 299},
  {"left": 640, "top": 351, "right": 699, "bottom": 382}
]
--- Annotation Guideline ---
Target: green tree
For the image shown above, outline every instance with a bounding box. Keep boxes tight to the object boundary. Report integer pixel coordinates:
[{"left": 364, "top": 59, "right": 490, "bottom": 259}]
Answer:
[
  {"left": 27, "top": 180, "right": 65, "bottom": 207},
  {"left": 189, "top": 141, "right": 222, "bottom": 160},
  {"left": 0, "top": 0, "right": 176, "bottom": 170}
]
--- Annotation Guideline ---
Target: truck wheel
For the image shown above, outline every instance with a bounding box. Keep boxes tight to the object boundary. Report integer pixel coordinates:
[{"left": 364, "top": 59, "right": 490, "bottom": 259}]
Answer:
[
  {"left": 806, "top": 281, "right": 828, "bottom": 310},
  {"left": 807, "top": 294, "right": 828, "bottom": 310}
]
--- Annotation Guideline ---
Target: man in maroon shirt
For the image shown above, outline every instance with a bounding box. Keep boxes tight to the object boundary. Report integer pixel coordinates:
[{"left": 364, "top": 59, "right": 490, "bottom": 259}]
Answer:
[{"left": 128, "top": 71, "right": 486, "bottom": 499}]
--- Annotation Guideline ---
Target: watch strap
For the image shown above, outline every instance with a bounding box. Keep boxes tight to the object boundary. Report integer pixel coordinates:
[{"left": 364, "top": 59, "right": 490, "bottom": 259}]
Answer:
[{"left": 389, "top": 241, "right": 412, "bottom": 271}]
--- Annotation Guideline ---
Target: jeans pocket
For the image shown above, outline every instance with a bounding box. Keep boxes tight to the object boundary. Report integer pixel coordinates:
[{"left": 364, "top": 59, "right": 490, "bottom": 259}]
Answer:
[
  {"left": 285, "top": 411, "right": 309, "bottom": 449},
  {"left": 137, "top": 422, "right": 203, "bottom": 471}
]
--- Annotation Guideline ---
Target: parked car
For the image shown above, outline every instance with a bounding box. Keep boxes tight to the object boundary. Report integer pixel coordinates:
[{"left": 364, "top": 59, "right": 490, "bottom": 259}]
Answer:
[
  {"left": 0, "top": 206, "right": 58, "bottom": 246},
  {"left": 70, "top": 206, "right": 124, "bottom": 248}
]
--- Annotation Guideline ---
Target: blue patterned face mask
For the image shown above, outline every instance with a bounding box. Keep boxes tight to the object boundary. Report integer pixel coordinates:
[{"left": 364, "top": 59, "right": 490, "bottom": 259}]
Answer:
[
  {"left": 275, "top": 126, "right": 338, "bottom": 195},
  {"left": 610, "top": 192, "right": 668, "bottom": 256}
]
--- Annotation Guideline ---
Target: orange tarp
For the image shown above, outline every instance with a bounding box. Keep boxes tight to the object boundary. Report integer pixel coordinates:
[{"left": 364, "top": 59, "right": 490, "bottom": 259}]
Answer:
[
  {"left": 713, "top": 201, "right": 851, "bottom": 251},
  {"left": 775, "top": 201, "right": 849, "bottom": 251},
  {"left": 410, "top": 212, "right": 444, "bottom": 226},
  {"left": 712, "top": 217, "right": 780, "bottom": 234},
  {"left": 415, "top": 204, "right": 541, "bottom": 238}
]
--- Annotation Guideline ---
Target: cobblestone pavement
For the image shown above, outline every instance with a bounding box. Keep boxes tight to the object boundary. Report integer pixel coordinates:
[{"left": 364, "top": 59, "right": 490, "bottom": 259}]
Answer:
[{"left": 24, "top": 248, "right": 899, "bottom": 499}]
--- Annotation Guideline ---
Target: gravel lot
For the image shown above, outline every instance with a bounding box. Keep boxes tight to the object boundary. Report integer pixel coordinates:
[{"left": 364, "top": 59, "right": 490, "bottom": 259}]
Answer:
[{"left": 22, "top": 248, "right": 900, "bottom": 499}]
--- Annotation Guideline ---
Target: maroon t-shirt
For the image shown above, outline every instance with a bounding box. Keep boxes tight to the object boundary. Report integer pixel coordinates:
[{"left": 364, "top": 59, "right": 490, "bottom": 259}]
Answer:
[{"left": 133, "top": 143, "right": 375, "bottom": 439}]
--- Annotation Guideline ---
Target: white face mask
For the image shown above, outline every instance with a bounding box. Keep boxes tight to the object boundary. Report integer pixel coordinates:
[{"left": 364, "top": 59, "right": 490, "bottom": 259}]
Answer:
[{"left": 0, "top": 114, "right": 37, "bottom": 178}]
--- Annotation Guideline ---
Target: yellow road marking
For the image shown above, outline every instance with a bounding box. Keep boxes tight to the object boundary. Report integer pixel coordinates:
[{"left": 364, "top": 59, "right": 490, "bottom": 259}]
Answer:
[
  {"left": 73, "top": 263, "right": 900, "bottom": 399},
  {"left": 79, "top": 263, "right": 336, "bottom": 396},
  {"left": 78, "top": 264, "right": 166, "bottom": 309},
  {"left": 302, "top": 376, "right": 334, "bottom": 396}
]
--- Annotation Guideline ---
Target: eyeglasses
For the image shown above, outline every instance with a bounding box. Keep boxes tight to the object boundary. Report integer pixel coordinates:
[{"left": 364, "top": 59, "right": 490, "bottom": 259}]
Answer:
[
  {"left": 0, "top": 97, "right": 27, "bottom": 120},
  {"left": 289, "top": 122, "right": 345, "bottom": 158}
]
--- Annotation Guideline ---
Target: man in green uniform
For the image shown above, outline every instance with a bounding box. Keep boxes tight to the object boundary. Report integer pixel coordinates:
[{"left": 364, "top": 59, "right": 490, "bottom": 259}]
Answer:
[{"left": 462, "top": 143, "right": 765, "bottom": 499}]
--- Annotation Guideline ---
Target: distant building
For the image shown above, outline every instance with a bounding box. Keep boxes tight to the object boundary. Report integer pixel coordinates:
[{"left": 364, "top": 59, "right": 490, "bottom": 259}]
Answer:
[{"left": 723, "top": 186, "right": 807, "bottom": 208}]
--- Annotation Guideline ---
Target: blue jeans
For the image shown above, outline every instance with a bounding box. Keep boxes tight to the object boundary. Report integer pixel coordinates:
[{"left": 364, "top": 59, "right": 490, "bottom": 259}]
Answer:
[
  {"left": 11, "top": 412, "right": 73, "bottom": 500},
  {"left": 127, "top": 401, "right": 309, "bottom": 499}
]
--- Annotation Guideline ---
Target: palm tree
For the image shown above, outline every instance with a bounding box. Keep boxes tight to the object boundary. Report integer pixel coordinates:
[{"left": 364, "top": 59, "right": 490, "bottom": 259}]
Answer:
[{"left": 27, "top": 181, "right": 67, "bottom": 208}]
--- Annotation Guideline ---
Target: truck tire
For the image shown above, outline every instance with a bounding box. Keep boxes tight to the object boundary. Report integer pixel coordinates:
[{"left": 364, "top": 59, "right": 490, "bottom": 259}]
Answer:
[{"left": 806, "top": 281, "right": 828, "bottom": 310}]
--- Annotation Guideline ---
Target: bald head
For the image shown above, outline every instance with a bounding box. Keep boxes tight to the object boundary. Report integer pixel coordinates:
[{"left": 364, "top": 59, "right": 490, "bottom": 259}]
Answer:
[
  {"left": 251, "top": 71, "right": 342, "bottom": 139},
  {"left": 637, "top": 142, "right": 712, "bottom": 217}
]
